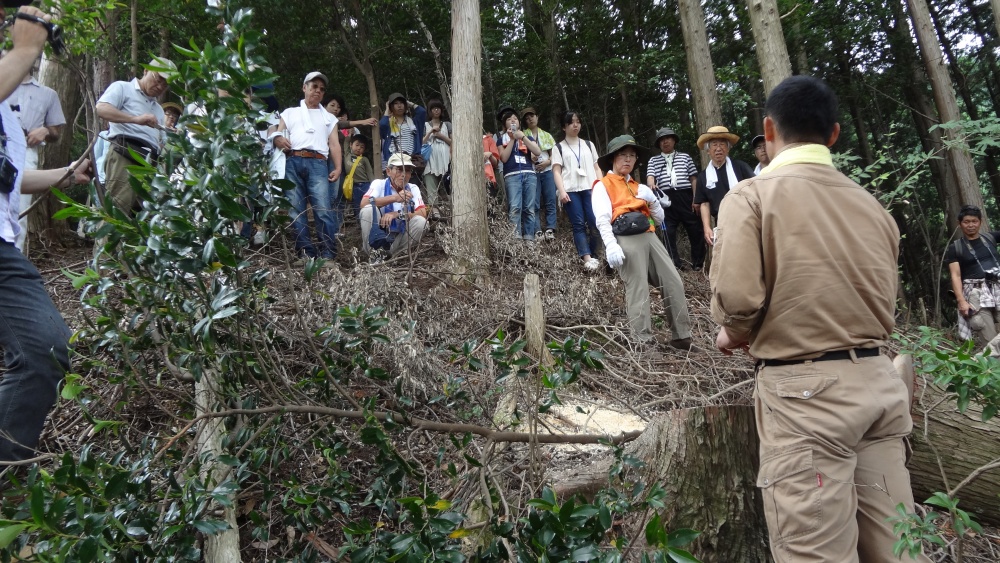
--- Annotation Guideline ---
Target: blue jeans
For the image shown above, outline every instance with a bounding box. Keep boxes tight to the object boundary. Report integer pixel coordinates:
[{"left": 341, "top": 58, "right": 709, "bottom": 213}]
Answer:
[
  {"left": 0, "top": 241, "right": 71, "bottom": 461},
  {"left": 350, "top": 181, "right": 370, "bottom": 220},
  {"left": 565, "top": 190, "right": 601, "bottom": 257},
  {"left": 285, "top": 156, "right": 340, "bottom": 259},
  {"left": 536, "top": 169, "right": 557, "bottom": 231},
  {"left": 505, "top": 172, "right": 538, "bottom": 239}
]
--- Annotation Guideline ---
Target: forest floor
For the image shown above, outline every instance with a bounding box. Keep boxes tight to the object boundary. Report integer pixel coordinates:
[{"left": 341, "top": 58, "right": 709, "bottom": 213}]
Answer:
[{"left": 21, "top": 198, "right": 1000, "bottom": 562}]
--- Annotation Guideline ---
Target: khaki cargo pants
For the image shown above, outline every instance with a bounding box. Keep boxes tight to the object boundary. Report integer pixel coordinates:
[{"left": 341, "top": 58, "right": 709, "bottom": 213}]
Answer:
[{"left": 755, "top": 354, "right": 931, "bottom": 562}]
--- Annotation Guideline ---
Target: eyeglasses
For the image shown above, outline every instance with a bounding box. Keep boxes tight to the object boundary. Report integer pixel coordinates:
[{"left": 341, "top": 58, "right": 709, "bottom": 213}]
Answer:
[
  {"left": 754, "top": 145, "right": 767, "bottom": 152},
  {"left": 393, "top": 166, "right": 414, "bottom": 174}
]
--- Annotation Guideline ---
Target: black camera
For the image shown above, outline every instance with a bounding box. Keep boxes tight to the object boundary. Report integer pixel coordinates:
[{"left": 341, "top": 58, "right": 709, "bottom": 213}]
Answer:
[
  {"left": 0, "top": 148, "right": 19, "bottom": 195},
  {"left": 2, "top": 12, "right": 65, "bottom": 56},
  {"left": 985, "top": 267, "right": 1000, "bottom": 282}
]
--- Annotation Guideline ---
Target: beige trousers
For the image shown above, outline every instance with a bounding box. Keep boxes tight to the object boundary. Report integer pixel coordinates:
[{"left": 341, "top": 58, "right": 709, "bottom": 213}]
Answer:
[
  {"left": 616, "top": 231, "right": 691, "bottom": 341},
  {"left": 104, "top": 149, "right": 139, "bottom": 215},
  {"left": 755, "top": 355, "right": 930, "bottom": 563}
]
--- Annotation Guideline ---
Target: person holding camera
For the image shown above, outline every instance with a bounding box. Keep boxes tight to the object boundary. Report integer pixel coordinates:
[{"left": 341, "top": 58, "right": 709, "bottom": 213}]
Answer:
[
  {"left": 946, "top": 205, "right": 1000, "bottom": 348},
  {"left": 0, "top": 0, "right": 93, "bottom": 462},
  {"left": 496, "top": 104, "right": 541, "bottom": 240},
  {"left": 592, "top": 135, "right": 696, "bottom": 352},
  {"left": 358, "top": 153, "right": 429, "bottom": 262}
]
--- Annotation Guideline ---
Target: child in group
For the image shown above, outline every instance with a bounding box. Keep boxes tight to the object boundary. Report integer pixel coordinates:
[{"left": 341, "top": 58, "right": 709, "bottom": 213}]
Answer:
[
  {"left": 343, "top": 134, "right": 375, "bottom": 222},
  {"left": 496, "top": 105, "right": 542, "bottom": 240},
  {"left": 551, "top": 111, "right": 603, "bottom": 271}
]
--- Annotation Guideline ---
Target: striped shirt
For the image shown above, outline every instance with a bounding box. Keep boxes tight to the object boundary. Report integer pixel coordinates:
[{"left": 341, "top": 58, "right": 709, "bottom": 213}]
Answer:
[{"left": 647, "top": 150, "right": 697, "bottom": 191}]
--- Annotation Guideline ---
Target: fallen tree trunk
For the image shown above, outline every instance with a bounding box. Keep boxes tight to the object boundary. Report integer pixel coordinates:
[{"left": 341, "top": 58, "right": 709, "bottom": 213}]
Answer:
[
  {"left": 898, "top": 355, "right": 1000, "bottom": 525},
  {"left": 551, "top": 406, "right": 770, "bottom": 563}
]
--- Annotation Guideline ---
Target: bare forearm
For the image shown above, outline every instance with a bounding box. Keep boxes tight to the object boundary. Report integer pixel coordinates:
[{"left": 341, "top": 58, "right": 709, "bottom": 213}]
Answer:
[
  {"left": 21, "top": 167, "right": 73, "bottom": 194},
  {"left": 96, "top": 103, "right": 138, "bottom": 124}
]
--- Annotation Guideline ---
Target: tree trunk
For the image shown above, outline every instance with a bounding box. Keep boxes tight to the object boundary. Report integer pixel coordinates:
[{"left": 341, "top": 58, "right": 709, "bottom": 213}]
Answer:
[
  {"left": 332, "top": 0, "right": 383, "bottom": 176},
  {"left": 745, "top": 0, "right": 793, "bottom": 96},
  {"left": 194, "top": 373, "right": 242, "bottom": 563},
  {"left": 907, "top": 0, "right": 988, "bottom": 227},
  {"left": 34, "top": 57, "right": 83, "bottom": 243},
  {"left": 130, "top": 0, "right": 138, "bottom": 77},
  {"left": 448, "top": 0, "right": 489, "bottom": 279},
  {"left": 551, "top": 406, "right": 769, "bottom": 563},
  {"left": 411, "top": 9, "right": 451, "bottom": 112},
  {"left": 992, "top": 0, "right": 1000, "bottom": 40},
  {"left": 895, "top": 355, "right": 1000, "bottom": 526},
  {"left": 677, "top": 0, "right": 722, "bottom": 168},
  {"left": 887, "top": 0, "right": 961, "bottom": 231}
]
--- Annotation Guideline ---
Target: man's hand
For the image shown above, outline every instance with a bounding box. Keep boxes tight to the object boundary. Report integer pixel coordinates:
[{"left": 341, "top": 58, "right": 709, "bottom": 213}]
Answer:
[
  {"left": 327, "top": 167, "right": 341, "bottom": 182},
  {"left": 70, "top": 159, "right": 93, "bottom": 184},
  {"left": 716, "top": 327, "right": 750, "bottom": 357},
  {"left": 692, "top": 202, "right": 700, "bottom": 213},
  {"left": 959, "top": 300, "right": 974, "bottom": 318},
  {"left": 273, "top": 136, "right": 291, "bottom": 151},
  {"left": 704, "top": 228, "right": 715, "bottom": 247},
  {"left": 131, "top": 113, "right": 160, "bottom": 128},
  {"left": 25, "top": 127, "right": 48, "bottom": 147},
  {"left": 379, "top": 210, "right": 399, "bottom": 229},
  {"left": 10, "top": 6, "right": 50, "bottom": 55}
]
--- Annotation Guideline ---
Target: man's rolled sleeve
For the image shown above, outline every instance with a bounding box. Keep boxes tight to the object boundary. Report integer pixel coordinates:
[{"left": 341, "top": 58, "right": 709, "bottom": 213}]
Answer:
[{"left": 710, "top": 189, "right": 766, "bottom": 338}]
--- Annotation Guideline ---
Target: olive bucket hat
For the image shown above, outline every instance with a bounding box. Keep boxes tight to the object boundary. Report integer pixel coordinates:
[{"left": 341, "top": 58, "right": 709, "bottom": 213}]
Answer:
[{"left": 597, "top": 135, "right": 651, "bottom": 173}]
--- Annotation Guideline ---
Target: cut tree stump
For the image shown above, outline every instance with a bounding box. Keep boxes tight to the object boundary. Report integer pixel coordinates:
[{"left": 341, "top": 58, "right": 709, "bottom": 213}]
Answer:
[
  {"left": 551, "top": 406, "right": 770, "bottom": 563},
  {"left": 896, "top": 354, "right": 1000, "bottom": 525}
]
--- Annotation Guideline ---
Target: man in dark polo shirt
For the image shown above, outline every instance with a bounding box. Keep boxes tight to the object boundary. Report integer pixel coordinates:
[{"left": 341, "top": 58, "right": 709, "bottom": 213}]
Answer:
[{"left": 946, "top": 205, "right": 1000, "bottom": 348}]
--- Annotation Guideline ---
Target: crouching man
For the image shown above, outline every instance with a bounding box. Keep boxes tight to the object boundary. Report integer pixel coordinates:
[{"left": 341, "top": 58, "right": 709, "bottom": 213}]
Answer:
[{"left": 359, "top": 153, "right": 428, "bottom": 262}]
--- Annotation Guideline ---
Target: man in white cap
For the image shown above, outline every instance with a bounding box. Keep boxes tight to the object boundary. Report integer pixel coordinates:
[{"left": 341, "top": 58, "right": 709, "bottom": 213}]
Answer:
[
  {"left": 693, "top": 125, "right": 754, "bottom": 248},
  {"left": 359, "top": 153, "right": 429, "bottom": 262},
  {"left": 273, "top": 71, "right": 343, "bottom": 264},
  {"left": 96, "top": 60, "right": 169, "bottom": 214}
]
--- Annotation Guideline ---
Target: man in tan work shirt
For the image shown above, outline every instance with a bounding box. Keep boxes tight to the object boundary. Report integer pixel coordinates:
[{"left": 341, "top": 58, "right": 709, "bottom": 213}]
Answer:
[{"left": 710, "top": 76, "right": 929, "bottom": 563}]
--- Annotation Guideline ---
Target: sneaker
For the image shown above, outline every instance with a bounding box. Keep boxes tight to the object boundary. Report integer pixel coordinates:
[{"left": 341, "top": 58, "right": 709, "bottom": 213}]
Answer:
[
  {"left": 544, "top": 229, "right": 554, "bottom": 240},
  {"left": 369, "top": 249, "right": 387, "bottom": 265},
  {"left": 431, "top": 208, "right": 442, "bottom": 221},
  {"left": 583, "top": 258, "right": 600, "bottom": 271},
  {"left": 252, "top": 230, "right": 266, "bottom": 246},
  {"left": 534, "top": 231, "right": 543, "bottom": 240}
]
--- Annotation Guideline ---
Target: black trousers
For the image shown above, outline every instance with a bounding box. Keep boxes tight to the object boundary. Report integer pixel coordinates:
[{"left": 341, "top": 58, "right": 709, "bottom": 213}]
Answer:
[{"left": 662, "top": 189, "right": 704, "bottom": 269}]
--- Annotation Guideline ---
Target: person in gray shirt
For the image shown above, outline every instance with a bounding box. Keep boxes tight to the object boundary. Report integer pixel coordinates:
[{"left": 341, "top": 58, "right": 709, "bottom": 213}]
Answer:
[{"left": 95, "top": 62, "right": 168, "bottom": 213}]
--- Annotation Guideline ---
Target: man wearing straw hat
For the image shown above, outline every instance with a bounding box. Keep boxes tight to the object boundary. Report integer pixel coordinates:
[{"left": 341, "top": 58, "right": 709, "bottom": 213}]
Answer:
[{"left": 693, "top": 125, "right": 754, "bottom": 249}]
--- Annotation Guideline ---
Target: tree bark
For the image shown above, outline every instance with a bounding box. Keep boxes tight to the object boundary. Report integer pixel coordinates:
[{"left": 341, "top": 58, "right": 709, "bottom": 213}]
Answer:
[
  {"left": 992, "top": 0, "right": 1000, "bottom": 40},
  {"left": 34, "top": 57, "right": 83, "bottom": 243},
  {"left": 195, "top": 373, "right": 242, "bottom": 563},
  {"left": 130, "top": 0, "right": 138, "bottom": 77},
  {"left": 895, "top": 355, "right": 1000, "bottom": 526},
  {"left": 551, "top": 406, "right": 770, "bottom": 563},
  {"left": 677, "top": 0, "right": 722, "bottom": 168},
  {"left": 907, "top": 0, "right": 988, "bottom": 227},
  {"left": 448, "top": 0, "right": 489, "bottom": 279},
  {"left": 745, "top": 0, "right": 793, "bottom": 96}
]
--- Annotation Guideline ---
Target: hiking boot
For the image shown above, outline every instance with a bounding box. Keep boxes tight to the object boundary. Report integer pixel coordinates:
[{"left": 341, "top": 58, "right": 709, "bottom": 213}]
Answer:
[
  {"left": 369, "top": 249, "right": 387, "bottom": 265},
  {"left": 534, "top": 231, "right": 543, "bottom": 240},
  {"left": 544, "top": 229, "right": 555, "bottom": 240},
  {"left": 669, "top": 338, "right": 704, "bottom": 354}
]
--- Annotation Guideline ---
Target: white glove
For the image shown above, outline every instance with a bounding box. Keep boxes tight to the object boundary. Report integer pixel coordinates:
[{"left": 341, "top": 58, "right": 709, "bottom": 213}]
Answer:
[
  {"left": 658, "top": 192, "right": 672, "bottom": 208},
  {"left": 606, "top": 242, "right": 625, "bottom": 269}
]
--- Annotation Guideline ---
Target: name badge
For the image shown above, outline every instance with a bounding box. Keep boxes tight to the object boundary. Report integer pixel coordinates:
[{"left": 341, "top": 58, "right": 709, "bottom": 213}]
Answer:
[
  {"left": 515, "top": 155, "right": 527, "bottom": 165},
  {"left": 576, "top": 167, "right": 586, "bottom": 177}
]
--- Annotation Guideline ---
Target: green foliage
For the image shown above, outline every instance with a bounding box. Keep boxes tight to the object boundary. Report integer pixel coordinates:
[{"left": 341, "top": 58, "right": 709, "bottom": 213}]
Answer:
[
  {"left": 890, "top": 494, "right": 984, "bottom": 560},
  {"left": 900, "top": 326, "right": 1000, "bottom": 421}
]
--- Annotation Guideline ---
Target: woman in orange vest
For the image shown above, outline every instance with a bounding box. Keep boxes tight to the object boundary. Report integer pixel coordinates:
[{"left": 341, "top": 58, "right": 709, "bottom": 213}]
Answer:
[{"left": 592, "top": 135, "right": 699, "bottom": 352}]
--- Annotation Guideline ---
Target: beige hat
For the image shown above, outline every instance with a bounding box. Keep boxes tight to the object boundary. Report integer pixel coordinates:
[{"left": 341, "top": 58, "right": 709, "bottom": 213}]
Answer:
[
  {"left": 387, "top": 153, "right": 414, "bottom": 168},
  {"left": 303, "top": 71, "right": 328, "bottom": 86},
  {"left": 696, "top": 126, "right": 740, "bottom": 150}
]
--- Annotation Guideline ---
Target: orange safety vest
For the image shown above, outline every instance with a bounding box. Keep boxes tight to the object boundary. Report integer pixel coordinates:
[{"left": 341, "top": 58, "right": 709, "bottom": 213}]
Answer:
[{"left": 600, "top": 173, "right": 654, "bottom": 233}]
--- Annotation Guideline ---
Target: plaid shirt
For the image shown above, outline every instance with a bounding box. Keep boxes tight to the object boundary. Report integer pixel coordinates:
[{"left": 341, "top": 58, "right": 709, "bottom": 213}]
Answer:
[{"left": 958, "top": 278, "right": 1000, "bottom": 340}]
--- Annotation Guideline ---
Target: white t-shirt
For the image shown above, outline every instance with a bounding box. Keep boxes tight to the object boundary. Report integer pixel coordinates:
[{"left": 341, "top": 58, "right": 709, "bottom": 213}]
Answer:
[
  {"left": 279, "top": 100, "right": 335, "bottom": 155},
  {"left": 550, "top": 138, "right": 600, "bottom": 193},
  {"left": 0, "top": 104, "right": 27, "bottom": 245}
]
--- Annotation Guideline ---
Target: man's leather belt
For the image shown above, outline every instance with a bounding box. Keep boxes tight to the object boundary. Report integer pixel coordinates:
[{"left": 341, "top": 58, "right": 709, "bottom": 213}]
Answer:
[
  {"left": 287, "top": 149, "right": 327, "bottom": 160},
  {"left": 110, "top": 135, "right": 160, "bottom": 165},
  {"left": 759, "top": 348, "right": 880, "bottom": 367}
]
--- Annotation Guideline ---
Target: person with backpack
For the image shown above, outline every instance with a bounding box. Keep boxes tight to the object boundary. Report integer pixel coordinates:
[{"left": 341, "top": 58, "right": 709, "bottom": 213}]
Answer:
[
  {"left": 946, "top": 205, "right": 1000, "bottom": 348},
  {"left": 551, "top": 111, "right": 602, "bottom": 271},
  {"left": 496, "top": 104, "right": 542, "bottom": 240}
]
